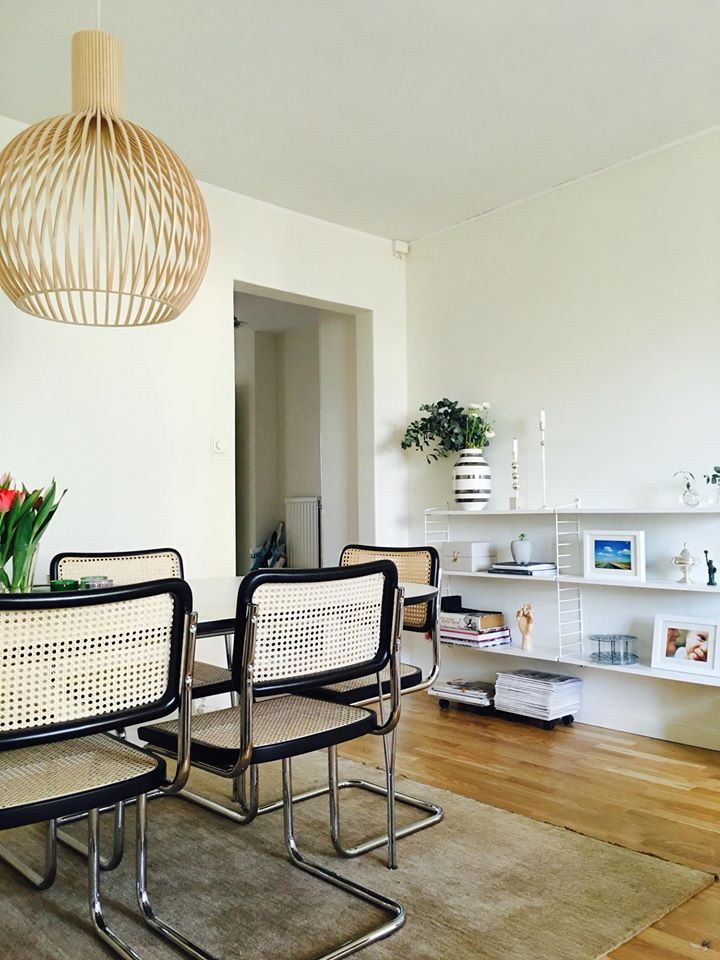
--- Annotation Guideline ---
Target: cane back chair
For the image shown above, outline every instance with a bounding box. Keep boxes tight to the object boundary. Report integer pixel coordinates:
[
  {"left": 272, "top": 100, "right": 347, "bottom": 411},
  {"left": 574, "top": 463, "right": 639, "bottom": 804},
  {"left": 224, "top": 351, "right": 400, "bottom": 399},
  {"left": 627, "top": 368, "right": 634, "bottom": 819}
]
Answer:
[
  {"left": 304, "top": 544, "right": 443, "bottom": 868},
  {"left": 138, "top": 562, "right": 405, "bottom": 960},
  {"left": 0, "top": 580, "right": 196, "bottom": 960},
  {"left": 51, "top": 546, "right": 231, "bottom": 710},
  {"left": 200, "top": 546, "right": 444, "bottom": 870},
  {"left": 50, "top": 546, "right": 227, "bottom": 868}
]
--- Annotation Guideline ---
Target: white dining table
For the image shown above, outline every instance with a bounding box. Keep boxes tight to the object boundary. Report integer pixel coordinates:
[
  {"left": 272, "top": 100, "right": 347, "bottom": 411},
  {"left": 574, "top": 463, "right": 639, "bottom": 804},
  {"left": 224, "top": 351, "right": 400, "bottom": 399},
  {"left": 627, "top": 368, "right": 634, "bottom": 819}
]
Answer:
[{"left": 189, "top": 576, "right": 438, "bottom": 637}]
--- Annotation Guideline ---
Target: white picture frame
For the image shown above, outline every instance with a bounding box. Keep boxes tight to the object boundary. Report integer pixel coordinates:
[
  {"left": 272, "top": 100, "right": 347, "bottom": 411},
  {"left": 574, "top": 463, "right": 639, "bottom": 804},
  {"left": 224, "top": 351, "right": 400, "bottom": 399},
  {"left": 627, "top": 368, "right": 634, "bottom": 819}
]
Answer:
[
  {"left": 582, "top": 530, "right": 646, "bottom": 584},
  {"left": 651, "top": 615, "right": 720, "bottom": 676}
]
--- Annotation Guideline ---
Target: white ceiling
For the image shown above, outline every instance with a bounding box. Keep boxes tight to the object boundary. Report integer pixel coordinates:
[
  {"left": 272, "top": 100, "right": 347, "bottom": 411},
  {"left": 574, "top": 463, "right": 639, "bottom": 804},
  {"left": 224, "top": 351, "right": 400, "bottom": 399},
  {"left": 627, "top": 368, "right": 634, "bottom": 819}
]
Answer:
[{"left": 1, "top": 0, "right": 718, "bottom": 240}]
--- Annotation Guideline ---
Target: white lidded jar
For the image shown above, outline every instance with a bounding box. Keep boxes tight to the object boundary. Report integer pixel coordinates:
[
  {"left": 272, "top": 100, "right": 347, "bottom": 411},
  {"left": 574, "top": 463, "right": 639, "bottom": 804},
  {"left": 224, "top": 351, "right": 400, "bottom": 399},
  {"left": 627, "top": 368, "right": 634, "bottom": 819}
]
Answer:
[{"left": 452, "top": 448, "right": 491, "bottom": 511}]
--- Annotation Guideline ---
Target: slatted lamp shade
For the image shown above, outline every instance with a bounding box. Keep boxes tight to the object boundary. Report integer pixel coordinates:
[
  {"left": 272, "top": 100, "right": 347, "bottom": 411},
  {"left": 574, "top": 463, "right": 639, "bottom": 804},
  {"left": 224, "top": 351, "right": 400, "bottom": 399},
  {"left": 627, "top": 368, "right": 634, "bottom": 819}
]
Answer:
[{"left": 0, "top": 30, "right": 210, "bottom": 326}]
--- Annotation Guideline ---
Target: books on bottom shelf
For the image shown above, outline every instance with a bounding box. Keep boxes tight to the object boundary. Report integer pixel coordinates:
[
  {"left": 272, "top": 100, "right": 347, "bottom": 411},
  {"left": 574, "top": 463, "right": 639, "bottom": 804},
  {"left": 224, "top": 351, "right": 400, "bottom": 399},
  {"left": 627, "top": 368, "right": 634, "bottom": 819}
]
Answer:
[
  {"left": 440, "top": 625, "right": 512, "bottom": 649},
  {"left": 428, "top": 678, "right": 495, "bottom": 707},
  {"left": 494, "top": 669, "right": 582, "bottom": 721}
]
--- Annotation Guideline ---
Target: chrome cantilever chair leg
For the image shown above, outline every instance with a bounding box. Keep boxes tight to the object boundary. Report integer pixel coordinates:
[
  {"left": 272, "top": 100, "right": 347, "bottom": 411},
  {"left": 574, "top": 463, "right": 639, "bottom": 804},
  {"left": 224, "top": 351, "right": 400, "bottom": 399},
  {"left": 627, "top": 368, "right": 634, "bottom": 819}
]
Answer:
[
  {"left": 135, "top": 795, "right": 219, "bottom": 960},
  {"left": 87, "top": 799, "right": 218, "bottom": 960},
  {"left": 58, "top": 801, "right": 126, "bottom": 871},
  {"left": 127, "top": 768, "right": 404, "bottom": 960},
  {"left": 0, "top": 818, "right": 57, "bottom": 890},
  {"left": 282, "top": 758, "right": 405, "bottom": 960},
  {"left": 57, "top": 730, "right": 129, "bottom": 870},
  {"left": 88, "top": 808, "right": 144, "bottom": 960},
  {"left": 178, "top": 763, "right": 259, "bottom": 825},
  {"left": 327, "top": 742, "right": 443, "bottom": 863}
]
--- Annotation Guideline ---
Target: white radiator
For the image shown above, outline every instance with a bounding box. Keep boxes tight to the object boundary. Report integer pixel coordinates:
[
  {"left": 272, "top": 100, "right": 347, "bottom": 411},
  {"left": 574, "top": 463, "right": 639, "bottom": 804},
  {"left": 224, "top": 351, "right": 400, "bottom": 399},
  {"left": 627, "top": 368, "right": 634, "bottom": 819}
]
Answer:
[{"left": 285, "top": 497, "right": 321, "bottom": 567}]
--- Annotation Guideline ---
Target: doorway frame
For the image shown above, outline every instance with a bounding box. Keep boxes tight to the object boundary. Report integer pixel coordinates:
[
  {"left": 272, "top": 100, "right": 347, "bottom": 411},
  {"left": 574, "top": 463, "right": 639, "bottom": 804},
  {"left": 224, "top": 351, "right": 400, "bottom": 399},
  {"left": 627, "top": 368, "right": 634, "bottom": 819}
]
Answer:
[{"left": 233, "top": 280, "right": 375, "bottom": 569}]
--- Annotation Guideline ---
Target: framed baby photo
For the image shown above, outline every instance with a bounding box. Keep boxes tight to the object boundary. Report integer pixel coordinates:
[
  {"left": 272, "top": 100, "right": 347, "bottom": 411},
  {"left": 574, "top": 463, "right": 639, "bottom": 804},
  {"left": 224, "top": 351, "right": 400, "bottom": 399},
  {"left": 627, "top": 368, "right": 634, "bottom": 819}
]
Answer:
[
  {"left": 582, "top": 530, "right": 646, "bottom": 584},
  {"left": 651, "top": 615, "right": 720, "bottom": 676}
]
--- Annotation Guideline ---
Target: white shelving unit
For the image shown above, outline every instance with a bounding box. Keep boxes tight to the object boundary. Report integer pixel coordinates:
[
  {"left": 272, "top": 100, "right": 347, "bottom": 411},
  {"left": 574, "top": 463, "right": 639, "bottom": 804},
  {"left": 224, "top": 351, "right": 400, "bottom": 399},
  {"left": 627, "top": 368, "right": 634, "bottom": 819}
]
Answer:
[{"left": 425, "top": 504, "right": 720, "bottom": 688}]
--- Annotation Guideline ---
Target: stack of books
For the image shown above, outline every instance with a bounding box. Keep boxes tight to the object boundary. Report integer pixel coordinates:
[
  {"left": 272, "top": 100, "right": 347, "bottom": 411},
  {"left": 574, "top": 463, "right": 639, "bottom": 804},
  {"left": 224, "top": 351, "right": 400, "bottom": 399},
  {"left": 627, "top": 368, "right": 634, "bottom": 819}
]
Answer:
[
  {"left": 494, "top": 669, "right": 583, "bottom": 721},
  {"left": 438, "top": 607, "right": 511, "bottom": 649},
  {"left": 488, "top": 561, "right": 556, "bottom": 576},
  {"left": 429, "top": 678, "right": 495, "bottom": 707}
]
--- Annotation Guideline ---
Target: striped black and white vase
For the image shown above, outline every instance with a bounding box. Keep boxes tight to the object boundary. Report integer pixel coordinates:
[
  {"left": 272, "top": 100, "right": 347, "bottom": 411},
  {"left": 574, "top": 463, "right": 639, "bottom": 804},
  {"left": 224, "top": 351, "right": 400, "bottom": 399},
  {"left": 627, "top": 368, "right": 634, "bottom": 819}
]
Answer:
[{"left": 452, "top": 448, "right": 492, "bottom": 510}]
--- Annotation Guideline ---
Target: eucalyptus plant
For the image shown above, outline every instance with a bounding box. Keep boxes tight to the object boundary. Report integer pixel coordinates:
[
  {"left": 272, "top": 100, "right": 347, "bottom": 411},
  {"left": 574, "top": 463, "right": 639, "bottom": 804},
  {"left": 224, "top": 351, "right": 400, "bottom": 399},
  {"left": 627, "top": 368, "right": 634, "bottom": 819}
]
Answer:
[{"left": 401, "top": 398, "right": 495, "bottom": 463}]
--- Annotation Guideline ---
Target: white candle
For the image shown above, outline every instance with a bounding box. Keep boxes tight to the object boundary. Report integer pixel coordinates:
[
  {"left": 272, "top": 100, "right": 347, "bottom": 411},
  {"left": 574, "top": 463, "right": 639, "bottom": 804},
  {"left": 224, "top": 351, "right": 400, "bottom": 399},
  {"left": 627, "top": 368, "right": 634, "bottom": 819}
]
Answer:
[
  {"left": 512, "top": 437, "right": 518, "bottom": 460},
  {"left": 539, "top": 409, "right": 546, "bottom": 431}
]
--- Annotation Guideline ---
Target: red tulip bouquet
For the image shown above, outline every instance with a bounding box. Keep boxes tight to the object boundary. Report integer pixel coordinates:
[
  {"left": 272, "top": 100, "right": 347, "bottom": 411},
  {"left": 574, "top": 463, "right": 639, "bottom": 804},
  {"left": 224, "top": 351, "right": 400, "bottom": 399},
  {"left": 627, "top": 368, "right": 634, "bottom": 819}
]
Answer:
[{"left": 0, "top": 473, "right": 65, "bottom": 592}]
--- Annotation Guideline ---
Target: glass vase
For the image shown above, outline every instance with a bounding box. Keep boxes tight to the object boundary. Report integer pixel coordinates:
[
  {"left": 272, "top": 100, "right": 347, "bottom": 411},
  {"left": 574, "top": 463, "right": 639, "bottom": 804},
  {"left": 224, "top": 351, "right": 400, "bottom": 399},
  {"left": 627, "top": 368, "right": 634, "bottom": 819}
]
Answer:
[{"left": 9, "top": 545, "right": 39, "bottom": 593}]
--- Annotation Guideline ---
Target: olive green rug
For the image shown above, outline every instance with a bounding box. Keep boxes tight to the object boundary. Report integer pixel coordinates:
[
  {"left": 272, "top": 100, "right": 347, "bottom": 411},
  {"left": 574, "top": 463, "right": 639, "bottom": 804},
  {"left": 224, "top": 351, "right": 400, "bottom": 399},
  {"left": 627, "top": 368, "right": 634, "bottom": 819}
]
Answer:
[{"left": 0, "top": 754, "right": 712, "bottom": 960}]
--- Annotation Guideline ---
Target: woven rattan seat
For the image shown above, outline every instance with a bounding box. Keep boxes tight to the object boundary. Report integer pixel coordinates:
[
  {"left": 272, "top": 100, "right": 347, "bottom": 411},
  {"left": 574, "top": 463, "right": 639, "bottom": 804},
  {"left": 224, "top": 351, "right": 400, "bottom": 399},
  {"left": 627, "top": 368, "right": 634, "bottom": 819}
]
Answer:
[
  {"left": 311, "top": 662, "right": 422, "bottom": 705},
  {"left": 191, "top": 660, "right": 232, "bottom": 696},
  {"left": 0, "top": 733, "right": 165, "bottom": 830},
  {"left": 141, "top": 695, "right": 376, "bottom": 768}
]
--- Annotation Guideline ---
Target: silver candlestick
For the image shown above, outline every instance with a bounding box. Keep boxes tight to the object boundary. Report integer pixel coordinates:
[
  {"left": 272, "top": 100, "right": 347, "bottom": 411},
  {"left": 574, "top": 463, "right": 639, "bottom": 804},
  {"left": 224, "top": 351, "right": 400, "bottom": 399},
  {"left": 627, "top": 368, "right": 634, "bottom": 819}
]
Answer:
[{"left": 509, "top": 437, "right": 521, "bottom": 509}]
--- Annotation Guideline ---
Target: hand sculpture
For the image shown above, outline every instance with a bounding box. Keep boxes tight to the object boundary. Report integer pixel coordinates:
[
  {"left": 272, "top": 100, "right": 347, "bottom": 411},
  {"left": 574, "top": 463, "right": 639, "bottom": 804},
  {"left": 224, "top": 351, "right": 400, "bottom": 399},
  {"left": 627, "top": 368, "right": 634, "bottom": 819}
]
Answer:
[{"left": 516, "top": 602, "right": 535, "bottom": 651}]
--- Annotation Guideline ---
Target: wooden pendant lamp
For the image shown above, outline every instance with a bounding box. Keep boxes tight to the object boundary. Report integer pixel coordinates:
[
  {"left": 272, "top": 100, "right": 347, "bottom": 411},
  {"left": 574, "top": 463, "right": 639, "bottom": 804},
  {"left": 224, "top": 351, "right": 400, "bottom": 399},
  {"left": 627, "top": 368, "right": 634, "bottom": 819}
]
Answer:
[{"left": 0, "top": 30, "right": 210, "bottom": 326}]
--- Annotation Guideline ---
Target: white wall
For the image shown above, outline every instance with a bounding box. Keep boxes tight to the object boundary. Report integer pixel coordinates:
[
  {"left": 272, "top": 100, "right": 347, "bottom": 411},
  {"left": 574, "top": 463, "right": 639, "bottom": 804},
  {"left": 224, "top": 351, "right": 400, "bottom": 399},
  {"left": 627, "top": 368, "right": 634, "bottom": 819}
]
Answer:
[
  {"left": 251, "top": 330, "right": 282, "bottom": 559},
  {"left": 319, "top": 313, "right": 359, "bottom": 564},
  {"left": 404, "top": 129, "right": 720, "bottom": 749},
  {"left": 278, "top": 324, "right": 321, "bottom": 501},
  {"left": 0, "top": 113, "right": 408, "bottom": 583},
  {"left": 234, "top": 324, "right": 256, "bottom": 572}
]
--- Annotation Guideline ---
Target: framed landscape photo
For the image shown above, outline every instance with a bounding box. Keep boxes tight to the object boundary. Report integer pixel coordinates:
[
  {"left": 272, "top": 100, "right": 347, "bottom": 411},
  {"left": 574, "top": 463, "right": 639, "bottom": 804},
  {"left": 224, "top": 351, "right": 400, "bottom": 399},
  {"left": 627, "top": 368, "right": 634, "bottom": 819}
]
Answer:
[
  {"left": 651, "top": 615, "right": 719, "bottom": 676},
  {"left": 582, "top": 530, "right": 646, "bottom": 584}
]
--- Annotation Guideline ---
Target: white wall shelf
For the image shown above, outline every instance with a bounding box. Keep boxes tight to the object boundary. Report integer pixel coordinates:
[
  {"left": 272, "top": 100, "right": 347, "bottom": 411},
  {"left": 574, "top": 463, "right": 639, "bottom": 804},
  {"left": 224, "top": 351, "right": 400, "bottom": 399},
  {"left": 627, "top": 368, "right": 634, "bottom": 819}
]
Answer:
[
  {"left": 443, "top": 570, "right": 556, "bottom": 583},
  {"left": 443, "top": 570, "right": 720, "bottom": 594},
  {"left": 426, "top": 504, "right": 720, "bottom": 691},
  {"left": 559, "top": 655, "right": 720, "bottom": 688},
  {"left": 427, "top": 506, "right": 720, "bottom": 517},
  {"left": 440, "top": 640, "right": 559, "bottom": 661},
  {"left": 557, "top": 574, "right": 720, "bottom": 593},
  {"left": 440, "top": 639, "right": 720, "bottom": 687}
]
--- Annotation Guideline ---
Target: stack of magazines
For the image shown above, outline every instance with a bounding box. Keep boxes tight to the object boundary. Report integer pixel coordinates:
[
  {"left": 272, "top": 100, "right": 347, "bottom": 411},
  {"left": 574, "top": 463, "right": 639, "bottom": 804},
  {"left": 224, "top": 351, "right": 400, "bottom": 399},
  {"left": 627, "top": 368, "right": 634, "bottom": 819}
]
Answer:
[
  {"left": 439, "top": 607, "right": 511, "bottom": 649},
  {"left": 494, "top": 669, "right": 582, "bottom": 720},
  {"left": 428, "top": 678, "right": 494, "bottom": 707}
]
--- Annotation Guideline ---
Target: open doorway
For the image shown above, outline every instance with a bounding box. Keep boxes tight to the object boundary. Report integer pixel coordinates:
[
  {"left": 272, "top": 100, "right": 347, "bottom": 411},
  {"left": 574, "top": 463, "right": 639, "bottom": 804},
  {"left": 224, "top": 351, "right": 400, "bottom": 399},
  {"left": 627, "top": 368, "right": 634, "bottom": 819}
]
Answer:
[{"left": 233, "top": 286, "right": 361, "bottom": 574}]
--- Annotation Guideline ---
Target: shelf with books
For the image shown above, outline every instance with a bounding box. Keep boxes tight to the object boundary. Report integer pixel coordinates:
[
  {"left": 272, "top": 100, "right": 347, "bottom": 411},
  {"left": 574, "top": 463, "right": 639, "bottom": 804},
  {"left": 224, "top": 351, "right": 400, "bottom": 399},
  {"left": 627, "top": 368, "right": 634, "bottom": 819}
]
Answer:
[
  {"left": 442, "top": 570, "right": 556, "bottom": 583},
  {"left": 425, "top": 503, "right": 720, "bottom": 692}
]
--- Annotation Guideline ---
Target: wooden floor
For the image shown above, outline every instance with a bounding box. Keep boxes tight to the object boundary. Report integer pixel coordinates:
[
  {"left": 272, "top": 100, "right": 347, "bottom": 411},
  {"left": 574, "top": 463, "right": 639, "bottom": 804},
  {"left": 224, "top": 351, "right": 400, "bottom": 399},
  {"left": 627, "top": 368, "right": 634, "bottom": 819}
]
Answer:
[{"left": 340, "top": 695, "right": 720, "bottom": 958}]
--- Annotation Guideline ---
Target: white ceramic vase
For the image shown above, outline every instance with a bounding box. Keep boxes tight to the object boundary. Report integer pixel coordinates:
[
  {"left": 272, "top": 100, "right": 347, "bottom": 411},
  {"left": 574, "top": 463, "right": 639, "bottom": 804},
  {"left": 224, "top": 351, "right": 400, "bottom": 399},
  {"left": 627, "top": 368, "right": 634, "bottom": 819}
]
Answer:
[{"left": 452, "top": 448, "right": 491, "bottom": 511}]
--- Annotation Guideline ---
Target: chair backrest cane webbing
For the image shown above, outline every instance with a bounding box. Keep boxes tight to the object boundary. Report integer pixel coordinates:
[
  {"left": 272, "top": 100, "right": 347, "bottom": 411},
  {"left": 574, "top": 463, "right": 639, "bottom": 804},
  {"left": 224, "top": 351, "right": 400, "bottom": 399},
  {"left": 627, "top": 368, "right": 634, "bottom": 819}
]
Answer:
[
  {"left": 50, "top": 548, "right": 183, "bottom": 586},
  {"left": 340, "top": 545, "right": 439, "bottom": 633},
  {"left": 232, "top": 562, "right": 399, "bottom": 697},
  {"left": 0, "top": 580, "right": 191, "bottom": 749}
]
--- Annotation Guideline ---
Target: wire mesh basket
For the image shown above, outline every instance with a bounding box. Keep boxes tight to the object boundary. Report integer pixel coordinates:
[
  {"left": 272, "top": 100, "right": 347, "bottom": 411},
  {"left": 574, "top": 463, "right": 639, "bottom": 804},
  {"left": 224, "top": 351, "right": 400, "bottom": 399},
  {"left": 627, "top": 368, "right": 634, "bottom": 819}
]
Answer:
[{"left": 588, "top": 634, "right": 638, "bottom": 665}]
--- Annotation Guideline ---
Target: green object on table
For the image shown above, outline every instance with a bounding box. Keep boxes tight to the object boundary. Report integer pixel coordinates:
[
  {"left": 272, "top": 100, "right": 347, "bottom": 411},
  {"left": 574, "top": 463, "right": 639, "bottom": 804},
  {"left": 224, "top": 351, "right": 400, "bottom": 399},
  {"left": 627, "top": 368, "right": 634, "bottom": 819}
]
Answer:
[{"left": 50, "top": 579, "right": 79, "bottom": 592}]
